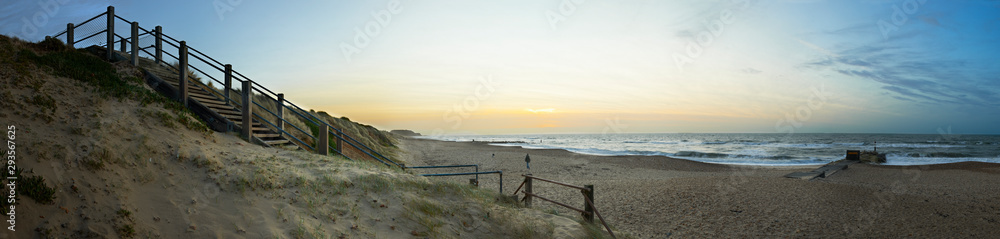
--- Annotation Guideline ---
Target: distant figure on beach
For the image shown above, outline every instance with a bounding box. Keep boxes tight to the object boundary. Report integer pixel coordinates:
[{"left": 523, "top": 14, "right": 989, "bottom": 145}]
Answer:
[
  {"left": 525, "top": 154, "right": 531, "bottom": 170},
  {"left": 492, "top": 153, "right": 494, "bottom": 158}
]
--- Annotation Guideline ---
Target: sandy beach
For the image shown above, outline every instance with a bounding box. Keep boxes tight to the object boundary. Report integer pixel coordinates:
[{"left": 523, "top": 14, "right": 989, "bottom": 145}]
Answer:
[{"left": 399, "top": 137, "right": 1000, "bottom": 238}]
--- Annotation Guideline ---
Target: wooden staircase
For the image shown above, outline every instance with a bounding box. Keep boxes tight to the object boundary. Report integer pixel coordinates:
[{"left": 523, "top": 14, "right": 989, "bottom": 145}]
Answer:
[{"left": 112, "top": 48, "right": 294, "bottom": 148}]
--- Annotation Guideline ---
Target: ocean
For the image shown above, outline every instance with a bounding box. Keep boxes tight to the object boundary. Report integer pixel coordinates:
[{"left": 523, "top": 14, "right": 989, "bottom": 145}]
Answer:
[{"left": 416, "top": 133, "right": 1000, "bottom": 166}]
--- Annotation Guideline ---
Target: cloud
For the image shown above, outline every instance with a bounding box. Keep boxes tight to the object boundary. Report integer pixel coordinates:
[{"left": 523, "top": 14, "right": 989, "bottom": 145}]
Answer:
[
  {"left": 795, "top": 39, "right": 838, "bottom": 57},
  {"left": 808, "top": 44, "right": 1000, "bottom": 107},
  {"left": 800, "top": 20, "right": 1000, "bottom": 109},
  {"left": 824, "top": 22, "right": 878, "bottom": 36}
]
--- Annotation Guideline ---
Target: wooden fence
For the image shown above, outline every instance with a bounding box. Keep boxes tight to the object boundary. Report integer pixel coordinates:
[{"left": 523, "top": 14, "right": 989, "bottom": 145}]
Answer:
[{"left": 513, "top": 174, "right": 616, "bottom": 238}]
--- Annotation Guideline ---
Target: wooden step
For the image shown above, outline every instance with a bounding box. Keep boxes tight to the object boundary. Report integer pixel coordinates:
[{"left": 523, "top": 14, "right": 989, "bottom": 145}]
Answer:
[
  {"left": 251, "top": 127, "right": 271, "bottom": 132},
  {"left": 189, "top": 93, "right": 222, "bottom": 102},
  {"left": 236, "top": 125, "right": 269, "bottom": 133},
  {"left": 162, "top": 79, "right": 217, "bottom": 90},
  {"left": 263, "top": 139, "right": 290, "bottom": 145},
  {"left": 230, "top": 120, "right": 263, "bottom": 127},
  {"left": 221, "top": 114, "right": 244, "bottom": 121},
  {"left": 189, "top": 91, "right": 220, "bottom": 101},
  {"left": 166, "top": 84, "right": 216, "bottom": 97},
  {"left": 200, "top": 101, "right": 234, "bottom": 110},
  {"left": 254, "top": 133, "right": 281, "bottom": 138},
  {"left": 164, "top": 81, "right": 211, "bottom": 91},
  {"left": 213, "top": 108, "right": 241, "bottom": 116},
  {"left": 191, "top": 100, "right": 227, "bottom": 110}
]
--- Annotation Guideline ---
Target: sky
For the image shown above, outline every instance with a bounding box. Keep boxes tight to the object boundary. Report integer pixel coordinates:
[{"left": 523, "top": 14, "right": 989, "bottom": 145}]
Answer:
[{"left": 2, "top": 0, "right": 999, "bottom": 135}]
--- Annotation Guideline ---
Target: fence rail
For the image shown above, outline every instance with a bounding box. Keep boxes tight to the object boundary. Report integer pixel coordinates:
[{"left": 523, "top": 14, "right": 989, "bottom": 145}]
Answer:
[
  {"left": 49, "top": 6, "right": 401, "bottom": 168},
  {"left": 513, "top": 174, "right": 616, "bottom": 239},
  {"left": 407, "top": 164, "right": 480, "bottom": 181}
]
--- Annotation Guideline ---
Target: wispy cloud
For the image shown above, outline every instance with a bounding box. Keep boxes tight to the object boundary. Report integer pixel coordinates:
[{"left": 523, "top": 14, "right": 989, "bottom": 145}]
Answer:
[
  {"left": 802, "top": 35, "right": 1000, "bottom": 108},
  {"left": 795, "top": 39, "right": 839, "bottom": 57}
]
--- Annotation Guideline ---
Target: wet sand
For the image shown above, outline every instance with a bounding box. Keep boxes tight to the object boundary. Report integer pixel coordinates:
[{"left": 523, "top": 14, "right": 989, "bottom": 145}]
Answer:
[{"left": 398, "top": 137, "right": 1000, "bottom": 238}]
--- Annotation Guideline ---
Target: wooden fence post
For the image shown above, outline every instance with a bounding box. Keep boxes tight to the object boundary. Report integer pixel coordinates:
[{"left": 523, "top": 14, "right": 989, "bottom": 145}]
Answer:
[
  {"left": 317, "top": 125, "right": 329, "bottom": 155},
  {"left": 240, "top": 80, "right": 252, "bottom": 140},
  {"left": 525, "top": 174, "right": 533, "bottom": 208},
  {"left": 154, "top": 26, "right": 162, "bottom": 64},
  {"left": 276, "top": 93, "right": 284, "bottom": 136},
  {"left": 499, "top": 172, "right": 503, "bottom": 194},
  {"left": 584, "top": 185, "right": 595, "bottom": 223},
  {"left": 130, "top": 22, "right": 138, "bottom": 66},
  {"left": 178, "top": 41, "right": 188, "bottom": 107},
  {"left": 105, "top": 6, "right": 114, "bottom": 60},
  {"left": 224, "top": 64, "right": 232, "bottom": 105},
  {"left": 66, "top": 23, "right": 73, "bottom": 48},
  {"left": 120, "top": 38, "right": 126, "bottom": 52}
]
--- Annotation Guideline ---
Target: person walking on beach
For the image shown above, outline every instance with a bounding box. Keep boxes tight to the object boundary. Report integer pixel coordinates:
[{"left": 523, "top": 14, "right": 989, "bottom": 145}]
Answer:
[{"left": 525, "top": 154, "right": 531, "bottom": 170}]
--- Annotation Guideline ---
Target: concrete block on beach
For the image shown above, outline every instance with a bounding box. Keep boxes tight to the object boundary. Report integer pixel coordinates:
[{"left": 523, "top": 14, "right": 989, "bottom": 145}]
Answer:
[{"left": 784, "top": 171, "right": 824, "bottom": 180}]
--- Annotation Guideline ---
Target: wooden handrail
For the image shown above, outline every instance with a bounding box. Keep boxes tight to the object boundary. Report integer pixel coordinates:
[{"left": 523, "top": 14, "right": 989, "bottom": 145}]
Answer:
[
  {"left": 516, "top": 174, "right": 616, "bottom": 239},
  {"left": 522, "top": 174, "right": 590, "bottom": 191},
  {"left": 56, "top": 8, "right": 403, "bottom": 168}
]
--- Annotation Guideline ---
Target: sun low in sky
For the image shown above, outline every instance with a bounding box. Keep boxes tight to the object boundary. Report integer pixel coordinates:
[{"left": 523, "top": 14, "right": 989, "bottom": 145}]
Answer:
[{"left": 3, "top": 0, "right": 998, "bottom": 135}]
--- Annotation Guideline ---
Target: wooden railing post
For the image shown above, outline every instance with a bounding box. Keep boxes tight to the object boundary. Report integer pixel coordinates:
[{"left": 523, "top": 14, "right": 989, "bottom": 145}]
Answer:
[
  {"left": 525, "top": 174, "right": 533, "bottom": 208},
  {"left": 499, "top": 172, "right": 503, "bottom": 194},
  {"left": 240, "top": 80, "right": 252, "bottom": 140},
  {"left": 130, "top": 22, "right": 138, "bottom": 66},
  {"left": 154, "top": 26, "right": 162, "bottom": 64},
  {"left": 120, "top": 37, "right": 126, "bottom": 52},
  {"left": 178, "top": 41, "right": 188, "bottom": 107},
  {"left": 276, "top": 93, "right": 284, "bottom": 137},
  {"left": 584, "top": 185, "right": 595, "bottom": 223},
  {"left": 224, "top": 64, "right": 232, "bottom": 105},
  {"left": 105, "top": 6, "right": 114, "bottom": 60},
  {"left": 317, "top": 125, "right": 329, "bottom": 155},
  {"left": 66, "top": 23, "right": 74, "bottom": 48}
]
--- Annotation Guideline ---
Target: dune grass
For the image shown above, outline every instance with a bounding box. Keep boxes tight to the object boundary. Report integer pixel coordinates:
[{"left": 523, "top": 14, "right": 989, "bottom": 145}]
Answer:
[{"left": 3, "top": 36, "right": 210, "bottom": 133}]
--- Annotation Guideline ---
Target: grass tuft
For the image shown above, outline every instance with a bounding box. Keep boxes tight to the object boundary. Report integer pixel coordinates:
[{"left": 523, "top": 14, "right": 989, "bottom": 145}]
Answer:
[
  {"left": 13, "top": 169, "right": 56, "bottom": 204},
  {"left": 117, "top": 208, "right": 132, "bottom": 219},
  {"left": 117, "top": 224, "right": 135, "bottom": 238},
  {"left": 354, "top": 173, "right": 393, "bottom": 193}
]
